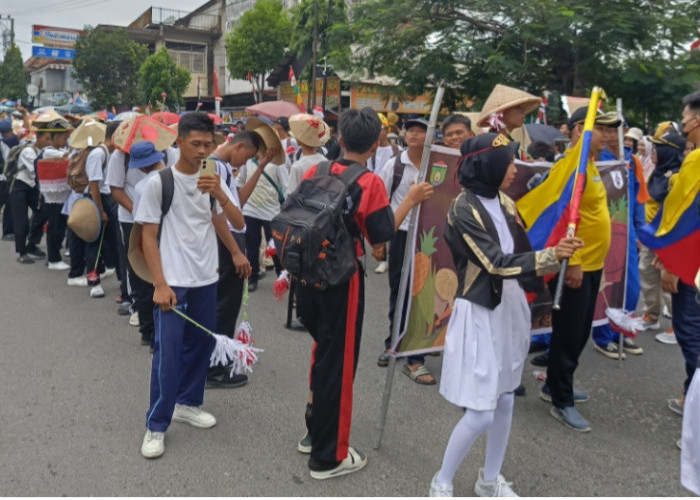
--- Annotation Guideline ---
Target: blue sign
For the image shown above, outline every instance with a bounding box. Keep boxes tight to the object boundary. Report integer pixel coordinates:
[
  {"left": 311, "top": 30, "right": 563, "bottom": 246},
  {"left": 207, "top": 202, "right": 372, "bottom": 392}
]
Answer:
[{"left": 32, "top": 46, "right": 75, "bottom": 60}]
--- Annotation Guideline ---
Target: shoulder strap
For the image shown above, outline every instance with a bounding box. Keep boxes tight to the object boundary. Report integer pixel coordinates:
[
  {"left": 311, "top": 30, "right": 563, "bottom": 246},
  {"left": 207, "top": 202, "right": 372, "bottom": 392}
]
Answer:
[
  {"left": 98, "top": 144, "right": 109, "bottom": 170},
  {"left": 338, "top": 162, "right": 368, "bottom": 187},
  {"left": 209, "top": 154, "right": 231, "bottom": 187},
  {"left": 315, "top": 160, "right": 332, "bottom": 177},
  {"left": 390, "top": 154, "right": 405, "bottom": 200},
  {"left": 158, "top": 168, "right": 175, "bottom": 219}
]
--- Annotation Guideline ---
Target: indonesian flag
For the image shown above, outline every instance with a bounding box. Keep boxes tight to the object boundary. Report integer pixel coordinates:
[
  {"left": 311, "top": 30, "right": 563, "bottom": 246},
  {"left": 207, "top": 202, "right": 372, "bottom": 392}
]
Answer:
[
  {"left": 213, "top": 70, "right": 222, "bottom": 103},
  {"left": 247, "top": 72, "right": 258, "bottom": 104},
  {"left": 692, "top": 39, "right": 700, "bottom": 51},
  {"left": 197, "top": 76, "right": 203, "bottom": 109},
  {"left": 536, "top": 92, "right": 548, "bottom": 125},
  {"left": 289, "top": 67, "right": 305, "bottom": 112}
]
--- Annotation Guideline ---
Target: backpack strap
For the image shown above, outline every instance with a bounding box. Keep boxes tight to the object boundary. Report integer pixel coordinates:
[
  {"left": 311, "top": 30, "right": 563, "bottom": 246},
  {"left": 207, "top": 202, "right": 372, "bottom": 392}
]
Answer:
[
  {"left": 209, "top": 154, "right": 231, "bottom": 187},
  {"left": 338, "top": 162, "right": 369, "bottom": 187},
  {"left": 389, "top": 154, "right": 405, "bottom": 201},
  {"left": 98, "top": 144, "right": 109, "bottom": 170},
  {"left": 157, "top": 168, "right": 175, "bottom": 244}
]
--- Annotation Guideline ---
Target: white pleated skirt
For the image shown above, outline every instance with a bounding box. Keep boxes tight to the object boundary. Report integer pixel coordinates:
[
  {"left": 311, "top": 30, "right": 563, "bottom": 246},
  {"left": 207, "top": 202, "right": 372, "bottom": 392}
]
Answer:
[{"left": 439, "top": 279, "right": 531, "bottom": 411}]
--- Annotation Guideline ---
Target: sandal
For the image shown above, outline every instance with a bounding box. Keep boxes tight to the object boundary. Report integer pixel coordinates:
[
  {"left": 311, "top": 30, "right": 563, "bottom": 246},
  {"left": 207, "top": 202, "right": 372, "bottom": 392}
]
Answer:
[
  {"left": 402, "top": 363, "right": 436, "bottom": 385},
  {"left": 377, "top": 351, "right": 391, "bottom": 367}
]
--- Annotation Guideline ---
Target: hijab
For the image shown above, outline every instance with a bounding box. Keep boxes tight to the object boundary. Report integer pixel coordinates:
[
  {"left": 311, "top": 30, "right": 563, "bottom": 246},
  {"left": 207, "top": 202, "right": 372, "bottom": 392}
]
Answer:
[
  {"left": 647, "top": 132, "right": 686, "bottom": 203},
  {"left": 458, "top": 132, "right": 519, "bottom": 199}
]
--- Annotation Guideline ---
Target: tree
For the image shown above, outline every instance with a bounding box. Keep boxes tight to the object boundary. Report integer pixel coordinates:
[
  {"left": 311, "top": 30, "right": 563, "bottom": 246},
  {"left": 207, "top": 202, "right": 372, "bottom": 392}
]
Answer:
[
  {"left": 139, "top": 48, "right": 191, "bottom": 111},
  {"left": 0, "top": 44, "right": 27, "bottom": 101},
  {"left": 225, "top": 0, "right": 291, "bottom": 103},
  {"left": 73, "top": 27, "right": 148, "bottom": 109},
  {"left": 338, "top": 0, "right": 700, "bottom": 121}
]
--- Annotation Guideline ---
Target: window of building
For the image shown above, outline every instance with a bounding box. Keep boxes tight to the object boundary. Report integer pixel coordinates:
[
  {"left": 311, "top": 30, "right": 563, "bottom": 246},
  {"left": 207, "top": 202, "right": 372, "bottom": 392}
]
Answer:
[{"left": 165, "top": 42, "right": 207, "bottom": 74}]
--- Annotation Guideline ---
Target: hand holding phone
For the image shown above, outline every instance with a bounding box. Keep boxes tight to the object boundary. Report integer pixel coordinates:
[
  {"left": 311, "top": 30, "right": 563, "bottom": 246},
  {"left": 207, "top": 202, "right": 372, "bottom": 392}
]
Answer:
[{"left": 200, "top": 158, "right": 217, "bottom": 177}]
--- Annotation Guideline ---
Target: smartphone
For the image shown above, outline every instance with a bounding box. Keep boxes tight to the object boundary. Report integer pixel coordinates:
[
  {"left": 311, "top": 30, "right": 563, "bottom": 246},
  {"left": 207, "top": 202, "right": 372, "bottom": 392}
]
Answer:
[{"left": 200, "top": 158, "right": 217, "bottom": 177}]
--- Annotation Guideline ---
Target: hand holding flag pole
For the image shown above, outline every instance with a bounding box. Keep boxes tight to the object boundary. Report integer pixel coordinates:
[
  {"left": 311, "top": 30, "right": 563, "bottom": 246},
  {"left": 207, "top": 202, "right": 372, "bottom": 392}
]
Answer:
[{"left": 552, "top": 86, "right": 605, "bottom": 310}]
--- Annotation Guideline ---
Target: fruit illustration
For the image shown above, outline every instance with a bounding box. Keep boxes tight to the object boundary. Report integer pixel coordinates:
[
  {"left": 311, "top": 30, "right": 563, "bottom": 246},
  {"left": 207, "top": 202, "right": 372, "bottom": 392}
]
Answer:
[{"left": 413, "top": 226, "right": 438, "bottom": 296}]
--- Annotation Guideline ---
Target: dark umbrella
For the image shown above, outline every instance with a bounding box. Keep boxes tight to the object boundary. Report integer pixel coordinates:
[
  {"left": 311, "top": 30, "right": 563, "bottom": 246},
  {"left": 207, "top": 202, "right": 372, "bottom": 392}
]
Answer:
[
  {"left": 524, "top": 123, "right": 566, "bottom": 145},
  {"left": 56, "top": 103, "right": 91, "bottom": 115}
]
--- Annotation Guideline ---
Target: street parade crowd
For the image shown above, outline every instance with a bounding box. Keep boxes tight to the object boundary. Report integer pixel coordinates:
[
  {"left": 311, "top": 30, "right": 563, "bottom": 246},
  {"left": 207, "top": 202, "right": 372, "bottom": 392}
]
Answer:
[{"left": 1, "top": 83, "right": 700, "bottom": 497}]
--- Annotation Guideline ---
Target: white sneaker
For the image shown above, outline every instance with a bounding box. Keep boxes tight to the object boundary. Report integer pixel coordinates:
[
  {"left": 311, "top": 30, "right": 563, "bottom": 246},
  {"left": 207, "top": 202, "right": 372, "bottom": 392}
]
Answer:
[
  {"left": 663, "top": 305, "right": 672, "bottom": 319},
  {"left": 375, "top": 261, "right": 388, "bottom": 274},
  {"left": 100, "top": 267, "right": 116, "bottom": 279},
  {"left": 430, "top": 472, "right": 453, "bottom": 497},
  {"left": 140, "top": 430, "right": 165, "bottom": 458},
  {"left": 129, "top": 312, "right": 140, "bottom": 327},
  {"left": 474, "top": 468, "right": 519, "bottom": 497},
  {"left": 90, "top": 285, "right": 105, "bottom": 298},
  {"left": 67, "top": 276, "right": 88, "bottom": 287},
  {"left": 48, "top": 261, "right": 70, "bottom": 271},
  {"left": 655, "top": 331, "right": 677, "bottom": 344},
  {"left": 172, "top": 404, "right": 216, "bottom": 428}
]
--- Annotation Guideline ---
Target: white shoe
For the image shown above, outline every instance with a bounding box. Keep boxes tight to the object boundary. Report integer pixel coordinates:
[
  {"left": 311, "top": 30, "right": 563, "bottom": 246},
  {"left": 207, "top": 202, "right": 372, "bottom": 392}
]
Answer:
[
  {"left": 430, "top": 472, "right": 453, "bottom": 497},
  {"left": 67, "top": 276, "right": 88, "bottom": 287},
  {"left": 64, "top": 249, "right": 70, "bottom": 257},
  {"left": 90, "top": 284, "right": 105, "bottom": 298},
  {"left": 129, "top": 312, "right": 140, "bottom": 327},
  {"left": 375, "top": 261, "right": 388, "bottom": 274},
  {"left": 100, "top": 267, "right": 116, "bottom": 279},
  {"left": 48, "top": 261, "right": 70, "bottom": 271},
  {"left": 172, "top": 404, "right": 216, "bottom": 428},
  {"left": 655, "top": 331, "right": 677, "bottom": 344},
  {"left": 474, "top": 468, "right": 519, "bottom": 497},
  {"left": 140, "top": 430, "right": 165, "bottom": 458}
]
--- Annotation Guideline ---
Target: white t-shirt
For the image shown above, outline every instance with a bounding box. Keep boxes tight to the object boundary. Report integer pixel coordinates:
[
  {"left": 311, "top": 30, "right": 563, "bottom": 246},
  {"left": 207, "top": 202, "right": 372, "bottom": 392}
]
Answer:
[
  {"left": 378, "top": 150, "right": 419, "bottom": 232},
  {"left": 134, "top": 167, "right": 230, "bottom": 288},
  {"left": 287, "top": 152, "right": 327, "bottom": 193},
  {"left": 214, "top": 157, "right": 244, "bottom": 234},
  {"left": 367, "top": 145, "right": 396, "bottom": 176},
  {"left": 165, "top": 146, "right": 180, "bottom": 167},
  {"left": 85, "top": 145, "right": 111, "bottom": 195},
  {"left": 105, "top": 149, "right": 147, "bottom": 223},
  {"left": 236, "top": 159, "right": 289, "bottom": 221},
  {"left": 15, "top": 145, "right": 39, "bottom": 188}
]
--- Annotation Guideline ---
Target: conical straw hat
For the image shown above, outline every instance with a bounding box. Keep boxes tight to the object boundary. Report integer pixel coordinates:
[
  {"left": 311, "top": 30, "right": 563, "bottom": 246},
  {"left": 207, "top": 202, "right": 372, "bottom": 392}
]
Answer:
[
  {"left": 245, "top": 117, "right": 286, "bottom": 164},
  {"left": 128, "top": 223, "right": 153, "bottom": 283},
  {"left": 69, "top": 119, "right": 106, "bottom": 149},
  {"left": 67, "top": 198, "right": 102, "bottom": 243},
  {"left": 289, "top": 113, "right": 330, "bottom": 148},
  {"left": 476, "top": 84, "right": 541, "bottom": 127}
]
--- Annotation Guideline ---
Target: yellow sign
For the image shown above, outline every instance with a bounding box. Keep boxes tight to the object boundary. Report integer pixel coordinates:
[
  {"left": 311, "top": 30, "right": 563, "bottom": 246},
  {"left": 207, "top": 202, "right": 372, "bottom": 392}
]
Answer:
[
  {"left": 349, "top": 83, "right": 432, "bottom": 114},
  {"left": 280, "top": 77, "right": 341, "bottom": 110}
]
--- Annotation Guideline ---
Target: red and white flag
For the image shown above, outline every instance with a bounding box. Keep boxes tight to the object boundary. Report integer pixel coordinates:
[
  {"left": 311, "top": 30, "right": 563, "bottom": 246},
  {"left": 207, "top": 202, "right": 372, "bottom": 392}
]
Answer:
[
  {"left": 213, "top": 70, "right": 222, "bottom": 103},
  {"left": 247, "top": 72, "right": 258, "bottom": 104}
]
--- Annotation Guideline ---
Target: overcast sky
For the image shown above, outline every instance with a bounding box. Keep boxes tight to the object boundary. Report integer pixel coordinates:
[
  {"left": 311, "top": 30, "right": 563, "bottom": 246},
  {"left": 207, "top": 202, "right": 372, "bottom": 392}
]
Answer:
[{"left": 6, "top": 0, "right": 202, "bottom": 61}]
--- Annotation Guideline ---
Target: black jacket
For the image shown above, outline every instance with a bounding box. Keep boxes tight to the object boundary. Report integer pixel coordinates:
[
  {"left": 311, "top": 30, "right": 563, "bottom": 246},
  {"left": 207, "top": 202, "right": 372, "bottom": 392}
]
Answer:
[{"left": 444, "top": 188, "right": 560, "bottom": 310}]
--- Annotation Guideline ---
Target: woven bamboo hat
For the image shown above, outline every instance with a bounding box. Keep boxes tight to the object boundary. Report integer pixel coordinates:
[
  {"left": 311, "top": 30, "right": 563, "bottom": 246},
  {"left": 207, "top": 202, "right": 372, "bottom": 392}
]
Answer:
[
  {"left": 128, "top": 224, "right": 153, "bottom": 283},
  {"left": 245, "top": 117, "right": 286, "bottom": 164},
  {"left": 476, "top": 84, "right": 542, "bottom": 127},
  {"left": 67, "top": 198, "right": 102, "bottom": 243},
  {"left": 289, "top": 113, "right": 331, "bottom": 148}
]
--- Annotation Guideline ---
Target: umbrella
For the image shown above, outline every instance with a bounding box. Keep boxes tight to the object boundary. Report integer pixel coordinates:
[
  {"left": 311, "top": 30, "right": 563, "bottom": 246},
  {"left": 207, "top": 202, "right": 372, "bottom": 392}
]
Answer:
[
  {"left": 112, "top": 115, "right": 178, "bottom": 153},
  {"left": 56, "top": 103, "right": 91, "bottom": 115},
  {"left": 524, "top": 123, "right": 566, "bottom": 146},
  {"left": 207, "top": 113, "right": 222, "bottom": 125},
  {"left": 70, "top": 119, "right": 107, "bottom": 149},
  {"left": 113, "top": 111, "right": 141, "bottom": 122},
  {"left": 151, "top": 111, "right": 181, "bottom": 126},
  {"left": 245, "top": 100, "right": 301, "bottom": 120},
  {"left": 31, "top": 109, "right": 67, "bottom": 125},
  {"left": 87, "top": 110, "right": 115, "bottom": 122}
]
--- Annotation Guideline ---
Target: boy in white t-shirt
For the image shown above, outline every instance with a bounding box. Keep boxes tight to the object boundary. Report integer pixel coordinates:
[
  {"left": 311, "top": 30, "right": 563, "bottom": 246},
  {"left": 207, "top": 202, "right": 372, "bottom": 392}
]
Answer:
[{"left": 136, "top": 114, "right": 246, "bottom": 459}]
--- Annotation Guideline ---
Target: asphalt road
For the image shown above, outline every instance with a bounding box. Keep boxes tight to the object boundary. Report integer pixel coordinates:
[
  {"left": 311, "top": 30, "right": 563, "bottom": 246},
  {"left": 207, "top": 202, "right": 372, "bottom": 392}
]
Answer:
[{"left": 0, "top": 237, "right": 692, "bottom": 496}]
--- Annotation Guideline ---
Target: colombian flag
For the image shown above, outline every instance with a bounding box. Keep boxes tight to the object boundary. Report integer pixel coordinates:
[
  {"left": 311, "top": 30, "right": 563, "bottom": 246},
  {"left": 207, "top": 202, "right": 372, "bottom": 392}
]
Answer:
[
  {"left": 516, "top": 138, "right": 587, "bottom": 251},
  {"left": 638, "top": 148, "right": 700, "bottom": 286}
]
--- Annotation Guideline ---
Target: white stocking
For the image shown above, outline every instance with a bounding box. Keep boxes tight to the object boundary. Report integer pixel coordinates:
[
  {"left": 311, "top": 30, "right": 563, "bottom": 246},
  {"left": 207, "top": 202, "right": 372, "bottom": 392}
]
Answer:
[
  {"left": 483, "top": 392, "right": 515, "bottom": 481},
  {"left": 435, "top": 408, "right": 495, "bottom": 486}
]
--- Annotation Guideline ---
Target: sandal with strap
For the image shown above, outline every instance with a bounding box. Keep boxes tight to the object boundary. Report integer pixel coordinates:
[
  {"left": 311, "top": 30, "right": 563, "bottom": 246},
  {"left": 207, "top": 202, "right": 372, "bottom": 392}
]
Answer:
[{"left": 402, "top": 363, "right": 436, "bottom": 385}]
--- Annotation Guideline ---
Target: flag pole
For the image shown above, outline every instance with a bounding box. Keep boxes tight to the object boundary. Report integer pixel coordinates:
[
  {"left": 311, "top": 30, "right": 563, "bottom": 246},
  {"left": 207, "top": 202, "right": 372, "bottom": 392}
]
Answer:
[
  {"left": 552, "top": 86, "right": 604, "bottom": 310},
  {"left": 374, "top": 85, "right": 445, "bottom": 450}
]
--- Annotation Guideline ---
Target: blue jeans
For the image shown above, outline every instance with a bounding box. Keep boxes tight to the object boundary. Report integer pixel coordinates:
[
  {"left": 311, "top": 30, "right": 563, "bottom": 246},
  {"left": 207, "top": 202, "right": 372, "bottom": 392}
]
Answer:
[
  {"left": 672, "top": 282, "right": 700, "bottom": 394},
  {"left": 146, "top": 284, "right": 217, "bottom": 432}
]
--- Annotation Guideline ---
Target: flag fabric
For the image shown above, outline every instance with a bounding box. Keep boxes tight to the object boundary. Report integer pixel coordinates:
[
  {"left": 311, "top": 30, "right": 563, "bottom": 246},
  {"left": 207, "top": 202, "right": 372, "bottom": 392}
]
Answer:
[
  {"left": 247, "top": 72, "right": 258, "bottom": 104},
  {"left": 691, "top": 39, "right": 700, "bottom": 51},
  {"left": 213, "top": 70, "right": 222, "bottom": 103},
  {"left": 197, "top": 76, "right": 202, "bottom": 108},
  {"left": 638, "top": 149, "right": 700, "bottom": 286},
  {"left": 289, "top": 67, "right": 305, "bottom": 112},
  {"left": 536, "top": 92, "right": 548, "bottom": 125}
]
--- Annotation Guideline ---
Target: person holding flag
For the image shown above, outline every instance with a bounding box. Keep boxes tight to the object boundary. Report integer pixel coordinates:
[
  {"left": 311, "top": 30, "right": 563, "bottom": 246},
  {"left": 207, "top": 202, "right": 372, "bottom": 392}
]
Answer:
[{"left": 517, "top": 98, "right": 616, "bottom": 433}]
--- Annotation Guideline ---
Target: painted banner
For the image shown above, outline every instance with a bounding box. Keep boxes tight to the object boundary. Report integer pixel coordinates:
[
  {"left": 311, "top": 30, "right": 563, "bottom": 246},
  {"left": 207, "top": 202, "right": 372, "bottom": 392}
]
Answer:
[
  {"left": 394, "top": 152, "right": 629, "bottom": 356},
  {"left": 279, "top": 77, "right": 341, "bottom": 111}
]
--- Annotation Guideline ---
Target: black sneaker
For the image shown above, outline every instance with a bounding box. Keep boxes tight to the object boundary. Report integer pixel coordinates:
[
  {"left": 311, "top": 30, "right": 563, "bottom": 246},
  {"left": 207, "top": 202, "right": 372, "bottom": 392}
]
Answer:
[
  {"left": 206, "top": 370, "right": 249, "bottom": 389},
  {"left": 117, "top": 301, "right": 132, "bottom": 316},
  {"left": 531, "top": 352, "right": 549, "bottom": 367},
  {"left": 248, "top": 281, "right": 258, "bottom": 292},
  {"left": 17, "top": 254, "right": 35, "bottom": 264},
  {"left": 1, "top": 233, "right": 15, "bottom": 241},
  {"left": 26, "top": 247, "right": 46, "bottom": 259}
]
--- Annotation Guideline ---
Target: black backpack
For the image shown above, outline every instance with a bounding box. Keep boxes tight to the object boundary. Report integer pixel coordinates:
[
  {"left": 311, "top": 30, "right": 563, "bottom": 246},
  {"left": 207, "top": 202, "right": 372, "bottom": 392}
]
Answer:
[
  {"left": 3, "top": 143, "right": 37, "bottom": 189},
  {"left": 271, "top": 161, "right": 368, "bottom": 290}
]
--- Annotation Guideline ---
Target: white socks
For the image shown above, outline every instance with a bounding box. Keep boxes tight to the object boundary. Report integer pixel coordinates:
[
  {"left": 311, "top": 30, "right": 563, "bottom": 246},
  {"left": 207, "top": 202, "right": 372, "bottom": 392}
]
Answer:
[{"left": 435, "top": 392, "right": 515, "bottom": 486}]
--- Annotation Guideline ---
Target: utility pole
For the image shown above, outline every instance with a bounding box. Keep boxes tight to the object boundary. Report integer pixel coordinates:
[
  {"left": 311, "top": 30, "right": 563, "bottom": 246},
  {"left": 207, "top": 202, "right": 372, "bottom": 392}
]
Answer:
[
  {"left": 0, "top": 15, "right": 15, "bottom": 57},
  {"left": 321, "top": 0, "right": 332, "bottom": 113},
  {"left": 309, "top": 0, "right": 318, "bottom": 110}
]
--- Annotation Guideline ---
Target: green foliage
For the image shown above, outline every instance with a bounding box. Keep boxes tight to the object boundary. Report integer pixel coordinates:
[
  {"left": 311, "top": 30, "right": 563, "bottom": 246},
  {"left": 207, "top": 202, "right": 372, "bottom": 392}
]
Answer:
[
  {"left": 339, "top": 0, "right": 700, "bottom": 117},
  {"left": 139, "top": 48, "right": 190, "bottom": 111},
  {"left": 225, "top": 0, "right": 291, "bottom": 101},
  {"left": 73, "top": 27, "right": 148, "bottom": 109},
  {"left": 0, "top": 45, "right": 27, "bottom": 101},
  {"left": 288, "top": 0, "right": 348, "bottom": 79}
]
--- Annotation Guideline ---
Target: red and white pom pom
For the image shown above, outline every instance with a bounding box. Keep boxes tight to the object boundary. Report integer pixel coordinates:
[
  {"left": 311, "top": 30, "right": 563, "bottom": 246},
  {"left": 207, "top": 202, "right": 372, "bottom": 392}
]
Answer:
[
  {"left": 606, "top": 308, "right": 644, "bottom": 339},
  {"left": 273, "top": 270, "right": 291, "bottom": 301},
  {"left": 209, "top": 321, "right": 262, "bottom": 375},
  {"left": 265, "top": 238, "right": 277, "bottom": 258},
  {"left": 488, "top": 111, "right": 506, "bottom": 132}
]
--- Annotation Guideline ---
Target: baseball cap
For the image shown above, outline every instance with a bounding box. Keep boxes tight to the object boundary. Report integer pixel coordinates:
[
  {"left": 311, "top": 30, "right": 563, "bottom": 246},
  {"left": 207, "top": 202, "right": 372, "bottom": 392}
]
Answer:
[
  {"left": 567, "top": 108, "right": 621, "bottom": 129},
  {"left": 404, "top": 118, "right": 429, "bottom": 131}
]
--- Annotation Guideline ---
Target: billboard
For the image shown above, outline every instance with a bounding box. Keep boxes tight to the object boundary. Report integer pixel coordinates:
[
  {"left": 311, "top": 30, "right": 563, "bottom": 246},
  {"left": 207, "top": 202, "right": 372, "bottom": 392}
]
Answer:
[
  {"left": 32, "top": 46, "right": 75, "bottom": 60},
  {"left": 32, "top": 25, "right": 84, "bottom": 47},
  {"left": 279, "top": 77, "right": 341, "bottom": 110}
]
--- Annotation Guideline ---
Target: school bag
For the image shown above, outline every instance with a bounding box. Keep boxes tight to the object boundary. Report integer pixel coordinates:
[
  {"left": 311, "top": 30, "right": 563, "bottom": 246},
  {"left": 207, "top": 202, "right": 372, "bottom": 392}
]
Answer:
[
  {"left": 67, "top": 144, "right": 109, "bottom": 193},
  {"left": 270, "top": 160, "right": 368, "bottom": 290},
  {"left": 3, "top": 143, "right": 37, "bottom": 190}
]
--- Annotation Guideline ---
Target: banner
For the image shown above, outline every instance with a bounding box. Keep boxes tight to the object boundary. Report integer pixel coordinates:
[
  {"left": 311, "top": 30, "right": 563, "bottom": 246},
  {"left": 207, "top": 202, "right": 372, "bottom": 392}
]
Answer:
[
  {"left": 32, "top": 25, "right": 84, "bottom": 47},
  {"left": 394, "top": 155, "right": 629, "bottom": 356},
  {"left": 279, "top": 77, "right": 340, "bottom": 111}
]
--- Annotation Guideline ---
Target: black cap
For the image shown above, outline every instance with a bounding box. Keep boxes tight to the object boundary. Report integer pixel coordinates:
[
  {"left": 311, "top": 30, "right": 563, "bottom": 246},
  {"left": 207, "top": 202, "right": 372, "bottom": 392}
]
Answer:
[
  {"left": 649, "top": 131, "right": 686, "bottom": 151},
  {"left": 567, "top": 108, "right": 621, "bottom": 130},
  {"left": 404, "top": 118, "right": 429, "bottom": 131},
  {"left": 273, "top": 117, "right": 290, "bottom": 132}
]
